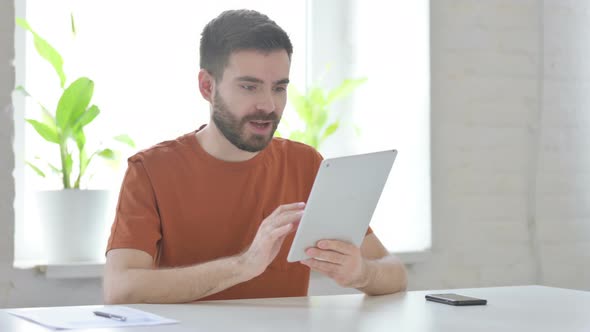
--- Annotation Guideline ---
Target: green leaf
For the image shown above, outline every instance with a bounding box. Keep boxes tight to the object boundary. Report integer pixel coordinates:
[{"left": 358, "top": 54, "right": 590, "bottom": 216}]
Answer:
[
  {"left": 73, "top": 127, "right": 86, "bottom": 151},
  {"left": 32, "top": 155, "right": 61, "bottom": 175},
  {"left": 74, "top": 105, "right": 100, "bottom": 130},
  {"left": 14, "top": 85, "right": 36, "bottom": 101},
  {"left": 16, "top": 17, "right": 66, "bottom": 88},
  {"left": 326, "top": 77, "right": 367, "bottom": 104},
  {"left": 321, "top": 121, "right": 339, "bottom": 142},
  {"left": 288, "top": 131, "right": 305, "bottom": 143},
  {"left": 309, "top": 87, "right": 326, "bottom": 109},
  {"left": 25, "top": 161, "right": 46, "bottom": 178},
  {"left": 309, "top": 88, "right": 327, "bottom": 127},
  {"left": 15, "top": 85, "right": 55, "bottom": 126},
  {"left": 295, "top": 98, "right": 312, "bottom": 125},
  {"left": 47, "top": 163, "right": 61, "bottom": 174},
  {"left": 97, "top": 148, "right": 116, "bottom": 160},
  {"left": 288, "top": 85, "right": 312, "bottom": 124},
  {"left": 274, "top": 130, "right": 283, "bottom": 138},
  {"left": 40, "top": 108, "right": 56, "bottom": 129},
  {"left": 288, "top": 76, "right": 366, "bottom": 149},
  {"left": 113, "top": 134, "right": 136, "bottom": 148},
  {"left": 55, "top": 77, "right": 94, "bottom": 134},
  {"left": 14, "top": 85, "right": 27, "bottom": 95},
  {"left": 82, "top": 150, "right": 100, "bottom": 182},
  {"left": 25, "top": 119, "right": 59, "bottom": 143},
  {"left": 314, "top": 106, "right": 329, "bottom": 129},
  {"left": 306, "top": 133, "right": 318, "bottom": 149},
  {"left": 70, "top": 13, "right": 76, "bottom": 36},
  {"left": 79, "top": 148, "right": 89, "bottom": 175}
]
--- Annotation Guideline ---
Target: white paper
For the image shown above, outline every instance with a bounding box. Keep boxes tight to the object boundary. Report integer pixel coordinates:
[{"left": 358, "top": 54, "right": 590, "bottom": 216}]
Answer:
[{"left": 5, "top": 305, "right": 178, "bottom": 330}]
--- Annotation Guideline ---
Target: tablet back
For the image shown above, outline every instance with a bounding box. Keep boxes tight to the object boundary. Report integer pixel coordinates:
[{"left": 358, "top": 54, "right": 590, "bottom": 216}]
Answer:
[{"left": 287, "top": 149, "right": 397, "bottom": 262}]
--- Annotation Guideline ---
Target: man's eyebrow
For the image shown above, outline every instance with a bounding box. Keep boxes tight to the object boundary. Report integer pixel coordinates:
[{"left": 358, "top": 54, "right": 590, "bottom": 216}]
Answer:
[
  {"left": 274, "top": 78, "right": 290, "bottom": 85},
  {"left": 236, "top": 76, "right": 264, "bottom": 84},
  {"left": 235, "top": 76, "right": 290, "bottom": 85}
]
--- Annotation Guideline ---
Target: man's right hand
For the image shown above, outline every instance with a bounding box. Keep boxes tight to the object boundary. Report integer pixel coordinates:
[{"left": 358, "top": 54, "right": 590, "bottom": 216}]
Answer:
[{"left": 242, "top": 202, "right": 305, "bottom": 277}]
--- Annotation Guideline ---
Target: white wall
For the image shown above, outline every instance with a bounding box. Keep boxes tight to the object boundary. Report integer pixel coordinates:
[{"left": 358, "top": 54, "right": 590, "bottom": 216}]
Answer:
[
  {"left": 1, "top": 0, "right": 589, "bottom": 307},
  {"left": 537, "top": 0, "right": 590, "bottom": 288},
  {"left": 407, "top": 0, "right": 590, "bottom": 291}
]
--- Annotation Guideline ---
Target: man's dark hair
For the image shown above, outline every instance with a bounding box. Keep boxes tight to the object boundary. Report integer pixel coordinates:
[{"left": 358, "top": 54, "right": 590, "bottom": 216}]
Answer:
[{"left": 200, "top": 9, "right": 293, "bottom": 81}]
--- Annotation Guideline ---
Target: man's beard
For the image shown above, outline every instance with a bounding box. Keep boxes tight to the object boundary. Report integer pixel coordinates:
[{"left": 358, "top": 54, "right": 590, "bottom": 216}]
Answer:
[{"left": 212, "top": 90, "right": 280, "bottom": 153}]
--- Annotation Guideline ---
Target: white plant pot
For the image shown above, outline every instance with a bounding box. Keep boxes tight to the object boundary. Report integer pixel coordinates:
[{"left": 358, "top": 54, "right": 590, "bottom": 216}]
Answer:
[{"left": 36, "top": 189, "right": 115, "bottom": 264}]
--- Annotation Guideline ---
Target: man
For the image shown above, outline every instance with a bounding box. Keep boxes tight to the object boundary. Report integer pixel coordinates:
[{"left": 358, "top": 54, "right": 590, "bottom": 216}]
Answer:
[{"left": 103, "top": 9, "right": 407, "bottom": 304}]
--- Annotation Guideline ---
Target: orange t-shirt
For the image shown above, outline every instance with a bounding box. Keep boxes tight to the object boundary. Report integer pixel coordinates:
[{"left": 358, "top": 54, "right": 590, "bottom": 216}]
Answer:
[{"left": 107, "top": 130, "right": 325, "bottom": 300}]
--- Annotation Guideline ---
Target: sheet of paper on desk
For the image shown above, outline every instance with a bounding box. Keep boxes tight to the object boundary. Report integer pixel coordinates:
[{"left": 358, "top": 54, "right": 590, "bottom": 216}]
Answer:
[{"left": 5, "top": 305, "right": 178, "bottom": 330}]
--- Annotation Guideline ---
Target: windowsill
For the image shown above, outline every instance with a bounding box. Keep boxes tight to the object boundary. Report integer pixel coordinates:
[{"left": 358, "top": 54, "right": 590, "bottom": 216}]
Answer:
[
  {"left": 13, "top": 250, "right": 430, "bottom": 279},
  {"left": 14, "top": 260, "right": 106, "bottom": 279},
  {"left": 397, "top": 250, "right": 431, "bottom": 265}
]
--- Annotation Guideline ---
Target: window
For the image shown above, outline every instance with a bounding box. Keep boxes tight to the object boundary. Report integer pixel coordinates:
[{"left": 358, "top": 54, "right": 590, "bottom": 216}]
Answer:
[
  {"left": 14, "top": 0, "right": 429, "bottom": 264},
  {"left": 306, "top": 0, "right": 431, "bottom": 252},
  {"left": 350, "top": 0, "right": 431, "bottom": 252},
  {"left": 14, "top": 0, "right": 308, "bottom": 263}
]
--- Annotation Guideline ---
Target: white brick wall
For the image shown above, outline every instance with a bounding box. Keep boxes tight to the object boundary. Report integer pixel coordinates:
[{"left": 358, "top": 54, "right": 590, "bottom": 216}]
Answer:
[
  {"left": 0, "top": 0, "right": 588, "bottom": 307},
  {"left": 407, "top": 0, "right": 590, "bottom": 291},
  {"left": 408, "top": 0, "right": 541, "bottom": 291}
]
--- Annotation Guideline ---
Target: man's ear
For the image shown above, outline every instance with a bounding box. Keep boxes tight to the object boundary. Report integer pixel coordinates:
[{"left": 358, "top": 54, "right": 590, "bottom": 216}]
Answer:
[{"left": 198, "top": 69, "right": 215, "bottom": 103}]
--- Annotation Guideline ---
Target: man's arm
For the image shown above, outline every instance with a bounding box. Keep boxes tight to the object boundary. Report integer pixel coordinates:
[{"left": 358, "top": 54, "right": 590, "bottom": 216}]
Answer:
[
  {"left": 104, "top": 249, "right": 252, "bottom": 304},
  {"left": 357, "top": 233, "right": 407, "bottom": 295},
  {"left": 104, "top": 202, "right": 306, "bottom": 304},
  {"left": 301, "top": 233, "right": 407, "bottom": 295}
]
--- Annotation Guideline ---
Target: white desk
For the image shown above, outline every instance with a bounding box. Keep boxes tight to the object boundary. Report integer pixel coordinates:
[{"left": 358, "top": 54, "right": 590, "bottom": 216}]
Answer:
[{"left": 1, "top": 285, "right": 588, "bottom": 331}]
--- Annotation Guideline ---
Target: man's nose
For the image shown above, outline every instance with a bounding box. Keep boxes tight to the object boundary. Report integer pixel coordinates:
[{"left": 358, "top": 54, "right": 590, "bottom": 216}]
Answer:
[{"left": 255, "top": 90, "right": 276, "bottom": 113}]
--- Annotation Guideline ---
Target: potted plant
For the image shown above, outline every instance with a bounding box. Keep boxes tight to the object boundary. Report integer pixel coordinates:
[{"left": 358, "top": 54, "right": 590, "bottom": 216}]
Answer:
[
  {"left": 16, "top": 16, "right": 135, "bottom": 263},
  {"left": 279, "top": 76, "right": 367, "bottom": 149}
]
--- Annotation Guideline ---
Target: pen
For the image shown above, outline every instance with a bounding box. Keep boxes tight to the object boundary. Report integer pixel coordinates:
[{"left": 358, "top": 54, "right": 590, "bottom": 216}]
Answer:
[{"left": 93, "top": 311, "right": 127, "bottom": 321}]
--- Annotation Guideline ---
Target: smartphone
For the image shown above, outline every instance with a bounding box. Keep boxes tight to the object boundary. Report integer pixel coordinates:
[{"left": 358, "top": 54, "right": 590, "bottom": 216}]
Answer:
[{"left": 425, "top": 293, "right": 487, "bottom": 306}]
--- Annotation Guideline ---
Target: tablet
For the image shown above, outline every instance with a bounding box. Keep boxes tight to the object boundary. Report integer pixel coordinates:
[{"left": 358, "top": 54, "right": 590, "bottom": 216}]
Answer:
[{"left": 286, "top": 149, "right": 397, "bottom": 262}]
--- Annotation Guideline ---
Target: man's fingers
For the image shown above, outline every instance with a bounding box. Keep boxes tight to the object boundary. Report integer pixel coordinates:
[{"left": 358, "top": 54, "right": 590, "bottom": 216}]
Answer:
[
  {"left": 316, "top": 239, "right": 356, "bottom": 255},
  {"left": 269, "top": 202, "right": 306, "bottom": 218},
  {"left": 301, "top": 259, "right": 339, "bottom": 275},
  {"left": 272, "top": 209, "right": 304, "bottom": 228},
  {"left": 271, "top": 222, "right": 295, "bottom": 239},
  {"left": 305, "top": 248, "right": 345, "bottom": 265}
]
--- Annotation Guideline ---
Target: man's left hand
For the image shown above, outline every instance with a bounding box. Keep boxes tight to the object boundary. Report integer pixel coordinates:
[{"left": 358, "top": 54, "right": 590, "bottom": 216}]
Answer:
[{"left": 301, "top": 240, "right": 372, "bottom": 289}]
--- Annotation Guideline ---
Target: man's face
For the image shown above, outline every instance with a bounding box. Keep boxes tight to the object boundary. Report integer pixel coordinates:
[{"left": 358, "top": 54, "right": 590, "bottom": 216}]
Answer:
[{"left": 211, "top": 49, "right": 290, "bottom": 152}]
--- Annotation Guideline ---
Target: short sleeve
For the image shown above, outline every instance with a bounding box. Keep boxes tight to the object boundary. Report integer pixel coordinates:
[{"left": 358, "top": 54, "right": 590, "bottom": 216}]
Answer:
[{"left": 106, "top": 159, "right": 162, "bottom": 260}]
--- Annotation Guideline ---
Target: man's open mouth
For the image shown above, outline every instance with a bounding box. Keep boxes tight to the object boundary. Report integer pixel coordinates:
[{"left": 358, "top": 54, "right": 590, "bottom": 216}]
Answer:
[{"left": 249, "top": 120, "right": 272, "bottom": 129}]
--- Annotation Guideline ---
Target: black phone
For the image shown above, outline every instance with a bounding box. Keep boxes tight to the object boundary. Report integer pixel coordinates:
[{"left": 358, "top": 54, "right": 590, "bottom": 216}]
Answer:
[{"left": 425, "top": 293, "right": 487, "bottom": 306}]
